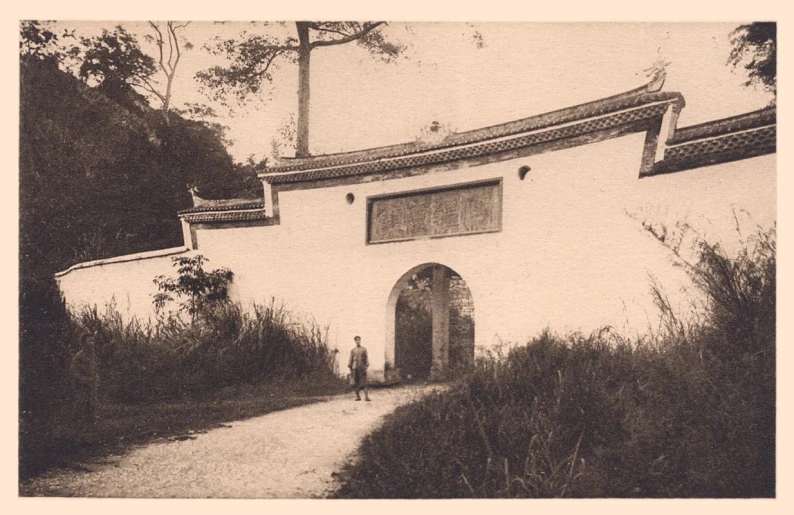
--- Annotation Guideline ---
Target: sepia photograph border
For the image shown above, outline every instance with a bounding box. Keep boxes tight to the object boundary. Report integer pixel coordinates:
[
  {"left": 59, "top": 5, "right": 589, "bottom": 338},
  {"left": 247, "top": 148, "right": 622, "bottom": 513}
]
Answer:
[{"left": 4, "top": 0, "right": 791, "bottom": 513}]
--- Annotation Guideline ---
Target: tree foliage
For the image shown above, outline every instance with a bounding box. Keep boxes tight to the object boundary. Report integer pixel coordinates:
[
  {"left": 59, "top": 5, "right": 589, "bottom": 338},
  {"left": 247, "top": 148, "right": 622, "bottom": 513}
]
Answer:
[
  {"left": 19, "top": 23, "right": 258, "bottom": 477},
  {"left": 198, "top": 22, "right": 401, "bottom": 101},
  {"left": 79, "top": 26, "right": 157, "bottom": 98},
  {"left": 728, "top": 22, "right": 776, "bottom": 99},
  {"left": 197, "top": 21, "right": 405, "bottom": 156},
  {"left": 153, "top": 255, "right": 234, "bottom": 319},
  {"left": 20, "top": 20, "right": 80, "bottom": 66},
  {"left": 78, "top": 23, "right": 193, "bottom": 123}
]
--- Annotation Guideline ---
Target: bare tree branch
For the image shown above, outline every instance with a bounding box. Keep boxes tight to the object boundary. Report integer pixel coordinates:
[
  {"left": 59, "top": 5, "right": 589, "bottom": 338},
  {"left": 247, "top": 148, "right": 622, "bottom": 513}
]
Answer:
[
  {"left": 166, "top": 22, "right": 175, "bottom": 71},
  {"left": 310, "top": 25, "right": 356, "bottom": 38},
  {"left": 168, "top": 22, "right": 182, "bottom": 73},
  {"left": 144, "top": 21, "right": 191, "bottom": 123},
  {"left": 131, "top": 76, "right": 165, "bottom": 103},
  {"left": 310, "top": 22, "right": 386, "bottom": 49},
  {"left": 148, "top": 22, "right": 166, "bottom": 73}
]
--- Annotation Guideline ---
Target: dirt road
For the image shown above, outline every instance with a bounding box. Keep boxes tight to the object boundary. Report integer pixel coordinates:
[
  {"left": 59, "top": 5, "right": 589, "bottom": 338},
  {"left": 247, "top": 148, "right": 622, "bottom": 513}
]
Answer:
[{"left": 20, "top": 385, "right": 435, "bottom": 498}]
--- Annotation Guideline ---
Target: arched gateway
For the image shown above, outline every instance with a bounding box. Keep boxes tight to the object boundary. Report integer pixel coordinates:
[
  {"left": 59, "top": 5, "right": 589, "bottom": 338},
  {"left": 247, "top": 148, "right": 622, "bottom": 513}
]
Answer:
[{"left": 385, "top": 263, "right": 474, "bottom": 381}]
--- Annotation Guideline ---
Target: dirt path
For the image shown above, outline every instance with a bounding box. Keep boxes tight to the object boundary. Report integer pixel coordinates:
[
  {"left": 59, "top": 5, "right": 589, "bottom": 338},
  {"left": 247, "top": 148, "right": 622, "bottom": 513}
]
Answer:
[{"left": 20, "top": 385, "right": 437, "bottom": 498}]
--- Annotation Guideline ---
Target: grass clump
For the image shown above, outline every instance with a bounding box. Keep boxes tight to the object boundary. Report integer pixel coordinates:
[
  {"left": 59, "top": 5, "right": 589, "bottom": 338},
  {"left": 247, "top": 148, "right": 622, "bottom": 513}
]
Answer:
[
  {"left": 334, "top": 228, "right": 775, "bottom": 498},
  {"left": 78, "top": 301, "right": 340, "bottom": 402}
]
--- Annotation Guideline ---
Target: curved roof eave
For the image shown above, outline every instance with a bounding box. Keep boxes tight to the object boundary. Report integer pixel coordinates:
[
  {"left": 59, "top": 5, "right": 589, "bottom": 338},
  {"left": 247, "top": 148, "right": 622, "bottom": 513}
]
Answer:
[{"left": 260, "top": 84, "right": 685, "bottom": 179}]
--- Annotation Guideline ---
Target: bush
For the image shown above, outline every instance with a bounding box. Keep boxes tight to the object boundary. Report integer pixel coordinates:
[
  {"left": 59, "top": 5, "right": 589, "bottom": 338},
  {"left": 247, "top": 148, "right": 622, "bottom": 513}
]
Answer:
[
  {"left": 334, "top": 228, "right": 775, "bottom": 498},
  {"left": 19, "top": 276, "right": 80, "bottom": 479}
]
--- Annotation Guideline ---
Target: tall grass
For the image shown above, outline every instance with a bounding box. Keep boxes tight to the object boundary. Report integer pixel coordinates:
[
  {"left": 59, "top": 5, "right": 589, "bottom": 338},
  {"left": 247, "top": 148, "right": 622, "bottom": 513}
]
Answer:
[
  {"left": 334, "top": 227, "right": 775, "bottom": 498},
  {"left": 19, "top": 300, "right": 343, "bottom": 478},
  {"left": 75, "top": 301, "right": 340, "bottom": 402}
]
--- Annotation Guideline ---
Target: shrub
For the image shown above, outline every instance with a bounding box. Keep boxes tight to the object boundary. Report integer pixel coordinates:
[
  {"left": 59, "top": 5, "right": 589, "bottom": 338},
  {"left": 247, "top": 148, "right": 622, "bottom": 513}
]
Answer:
[
  {"left": 19, "top": 276, "right": 80, "bottom": 479},
  {"left": 153, "top": 255, "right": 233, "bottom": 320}
]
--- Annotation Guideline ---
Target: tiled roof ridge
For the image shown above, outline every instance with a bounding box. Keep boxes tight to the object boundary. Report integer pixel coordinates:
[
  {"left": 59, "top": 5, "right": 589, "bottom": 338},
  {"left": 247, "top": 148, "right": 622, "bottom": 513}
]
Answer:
[
  {"left": 668, "top": 106, "right": 776, "bottom": 145},
  {"left": 262, "top": 88, "right": 684, "bottom": 176},
  {"left": 178, "top": 200, "right": 265, "bottom": 215},
  {"left": 180, "top": 210, "right": 269, "bottom": 224},
  {"left": 265, "top": 101, "right": 672, "bottom": 185}
]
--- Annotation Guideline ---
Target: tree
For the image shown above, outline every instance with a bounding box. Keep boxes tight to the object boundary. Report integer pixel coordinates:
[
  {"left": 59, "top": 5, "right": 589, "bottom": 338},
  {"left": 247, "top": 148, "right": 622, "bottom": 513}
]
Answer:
[
  {"left": 728, "top": 22, "right": 776, "bottom": 101},
  {"left": 144, "top": 21, "right": 192, "bottom": 123},
  {"left": 20, "top": 21, "right": 80, "bottom": 63},
  {"left": 20, "top": 21, "right": 63, "bottom": 63},
  {"left": 80, "top": 26, "right": 157, "bottom": 103},
  {"left": 80, "top": 23, "right": 192, "bottom": 123},
  {"left": 197, "top": 22, "right": 404, "bottom": 157},
  {"left": 153, "top": 255, "right": 234, "bottom": 320}
]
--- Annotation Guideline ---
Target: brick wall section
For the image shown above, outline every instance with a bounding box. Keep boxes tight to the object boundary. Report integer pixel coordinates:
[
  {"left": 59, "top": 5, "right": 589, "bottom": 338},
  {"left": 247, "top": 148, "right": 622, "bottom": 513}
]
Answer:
[{"left": 449, "top": 276, "right": 475, "bottom": 318}]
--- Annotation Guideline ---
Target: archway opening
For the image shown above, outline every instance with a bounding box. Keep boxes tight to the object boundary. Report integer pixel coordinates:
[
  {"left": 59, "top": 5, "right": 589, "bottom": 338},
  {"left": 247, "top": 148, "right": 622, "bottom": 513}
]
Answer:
[{"left": 388, "top": 264, "right": 474, "bottom": 381}]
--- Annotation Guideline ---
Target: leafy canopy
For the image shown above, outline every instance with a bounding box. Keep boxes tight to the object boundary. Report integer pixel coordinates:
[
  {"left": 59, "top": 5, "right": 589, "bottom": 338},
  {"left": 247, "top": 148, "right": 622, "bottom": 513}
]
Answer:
[
  {"left": 728, "top": 22, "right": 776, "bottom": 99},
  {"left": 197, "top": 22, "right": 403, "bottom": 105},
  {"left": 79, "top": 26, "right": 157, "bottom": 92},
  {"left": 153, "top": 255, "right": 234, "bottom": 318}
]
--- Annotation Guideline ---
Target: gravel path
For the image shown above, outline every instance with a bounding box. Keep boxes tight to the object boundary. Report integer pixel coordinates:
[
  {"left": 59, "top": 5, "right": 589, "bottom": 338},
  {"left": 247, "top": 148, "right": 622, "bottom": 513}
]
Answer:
[{"left": 21, "top": 385, "right": 437, "bottom": 498}]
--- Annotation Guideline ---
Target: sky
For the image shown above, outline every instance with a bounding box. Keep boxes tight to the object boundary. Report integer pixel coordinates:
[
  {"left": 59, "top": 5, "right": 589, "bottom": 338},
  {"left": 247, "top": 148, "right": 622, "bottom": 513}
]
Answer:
[{"left": 51, "top": 21, "right": 773, "bottom": 162}]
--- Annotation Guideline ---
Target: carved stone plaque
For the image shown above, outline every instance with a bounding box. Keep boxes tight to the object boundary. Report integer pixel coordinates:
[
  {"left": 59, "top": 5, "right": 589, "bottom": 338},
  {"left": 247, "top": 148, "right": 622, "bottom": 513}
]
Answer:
[{"left": 368, "top": 180, "right": 502, "bottom": 243}]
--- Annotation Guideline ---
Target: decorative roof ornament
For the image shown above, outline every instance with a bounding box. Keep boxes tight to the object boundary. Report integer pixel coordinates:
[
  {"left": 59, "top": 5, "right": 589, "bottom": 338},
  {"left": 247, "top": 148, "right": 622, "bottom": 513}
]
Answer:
[
  {"left": 189, "top": 185, "right": 210, "bottom": 208},
  {"left": 186, "top": 185, "right": 263, "bottom": 211},
  {"left": 416, "top": 120, "right": 456, "bottom": 145},
  {"left": 643, "top": 53, "right": 672, "bottom": 93}
]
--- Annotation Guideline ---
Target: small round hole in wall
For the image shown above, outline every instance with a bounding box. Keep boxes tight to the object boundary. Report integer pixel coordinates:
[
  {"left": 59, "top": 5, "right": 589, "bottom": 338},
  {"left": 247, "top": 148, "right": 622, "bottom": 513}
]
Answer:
[
  {"left": 346, "top": 192, "right": 355, "bottom": 204},
  {"left": 518, "top": 165, "right": 531, "bottom": 180}
]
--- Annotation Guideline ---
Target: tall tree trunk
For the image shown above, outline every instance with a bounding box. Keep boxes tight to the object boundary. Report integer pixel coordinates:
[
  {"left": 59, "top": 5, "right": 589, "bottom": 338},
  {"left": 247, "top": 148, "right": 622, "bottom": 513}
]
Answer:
[
  {"left": 162, "top": 75, "right": 172, "bottom": 125},
  {"left": 296, "top": 22, "right": 311, "bottom": 157}
]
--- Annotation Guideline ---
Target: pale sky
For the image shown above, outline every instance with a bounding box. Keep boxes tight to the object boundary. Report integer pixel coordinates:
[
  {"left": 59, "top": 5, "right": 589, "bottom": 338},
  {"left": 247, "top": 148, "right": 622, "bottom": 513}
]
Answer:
[{"left": 51, "top": 21, "right": 772, "bottom": 162}]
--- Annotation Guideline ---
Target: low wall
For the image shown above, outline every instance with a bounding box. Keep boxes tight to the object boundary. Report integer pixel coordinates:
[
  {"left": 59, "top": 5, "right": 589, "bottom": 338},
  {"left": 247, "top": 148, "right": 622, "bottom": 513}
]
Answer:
[{"left": 56, "top": 247, "right": 193, "bottom": 320}]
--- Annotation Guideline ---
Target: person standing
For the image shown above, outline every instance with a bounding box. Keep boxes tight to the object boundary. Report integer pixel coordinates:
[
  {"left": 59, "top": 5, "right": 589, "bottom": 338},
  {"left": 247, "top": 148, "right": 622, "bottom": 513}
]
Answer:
[
  {"left": 348, "top": 335, "right": 370, "bottom": 401},
  {"left": 69, "top": 332, "right": 99, "bottom": 427}
]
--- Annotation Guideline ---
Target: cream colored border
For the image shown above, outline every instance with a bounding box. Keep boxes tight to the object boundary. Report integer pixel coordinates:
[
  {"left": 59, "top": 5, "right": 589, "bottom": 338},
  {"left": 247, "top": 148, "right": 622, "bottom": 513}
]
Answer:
[{"left": 4, "top": 2, "right": 790, "bottom": 514}]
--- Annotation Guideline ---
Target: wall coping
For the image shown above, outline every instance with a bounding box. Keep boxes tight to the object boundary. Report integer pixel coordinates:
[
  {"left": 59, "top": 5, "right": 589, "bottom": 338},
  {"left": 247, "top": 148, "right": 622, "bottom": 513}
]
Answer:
[{"left": 54, "top": 246, "right": 191, "bottom": 278}]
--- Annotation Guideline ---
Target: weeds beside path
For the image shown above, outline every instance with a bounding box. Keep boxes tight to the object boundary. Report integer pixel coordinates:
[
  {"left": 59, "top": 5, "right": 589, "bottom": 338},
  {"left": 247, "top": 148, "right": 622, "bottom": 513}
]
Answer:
[{"left": 20, "top": 384, "right": 437, "bottom": 498}]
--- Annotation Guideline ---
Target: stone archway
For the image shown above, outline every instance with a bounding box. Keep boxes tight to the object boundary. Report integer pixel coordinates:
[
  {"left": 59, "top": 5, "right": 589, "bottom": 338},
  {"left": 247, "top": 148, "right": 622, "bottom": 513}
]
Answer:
[{"left": 385, "top": 263, "right": 474, "bottom": 381}]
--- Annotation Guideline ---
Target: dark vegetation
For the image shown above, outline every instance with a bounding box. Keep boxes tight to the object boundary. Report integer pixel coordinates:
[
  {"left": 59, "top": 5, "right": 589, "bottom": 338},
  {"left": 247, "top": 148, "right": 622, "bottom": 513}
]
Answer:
[
  {"left": 395, "top": 296, "right": 433, "bottom": 379},
  {"left": 394, "top": 268, "right": 475, "bottom": 380},
  {"left": 334, "top": 229, "right": 775, "bottom": 498},
  {"left": 729, "top": 22, "right": 776, "bottom": 100}
]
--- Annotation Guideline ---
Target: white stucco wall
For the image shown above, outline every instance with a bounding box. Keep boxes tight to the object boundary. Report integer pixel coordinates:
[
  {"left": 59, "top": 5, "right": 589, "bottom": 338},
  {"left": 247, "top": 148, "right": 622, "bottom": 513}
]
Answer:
[
  {"left": 56, "top": 131, "right": 776, "bottom": 380},
  {"left": 56, "top": 247, "right": 194, "bottom": 320},
  {"left": 629, "top": 154, "right": 777, "bottom": 258}
]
